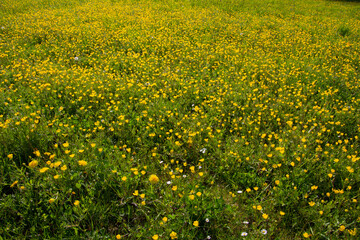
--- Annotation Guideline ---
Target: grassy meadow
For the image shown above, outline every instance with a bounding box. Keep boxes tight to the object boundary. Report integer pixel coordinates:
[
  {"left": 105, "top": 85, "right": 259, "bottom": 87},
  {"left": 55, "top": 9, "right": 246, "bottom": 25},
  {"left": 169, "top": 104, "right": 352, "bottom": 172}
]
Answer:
[{"left": 1, "top": 0, "right": 360, "bottom": 238}]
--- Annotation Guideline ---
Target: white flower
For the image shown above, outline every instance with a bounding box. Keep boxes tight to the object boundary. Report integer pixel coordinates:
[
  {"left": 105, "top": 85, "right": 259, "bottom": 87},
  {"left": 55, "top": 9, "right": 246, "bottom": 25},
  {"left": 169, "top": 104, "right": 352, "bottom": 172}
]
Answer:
[
  {"left": 237, "top": 190, "right": 243, "bottom": 194},
  {"left": 261, "top": 229, "right": 267, "bottom": 235},
  {"left": 159, "top": 161, "right": 163, "bottom": 164},
  {"left": 241, "top": 232, "right": 248, "bottom": 236},
  {"left": 205, "top": 218, "right": 210, "bottom": 222},
  {"left": 167, "top": 181, "right": 172, "bottom": 185},
  {"left": 207, "top": 236, "right": 211, "bottom": 239},
  {"left": 200, "top": 148, "right": 207, "bottom": 153},
  {"left": 243, "top": 221, "right": 249, "bottom": 224},
  {"left": 74, "top": 56, "right": 79, "bottom": 61},
  {"left": 198, "top": 166, "right": 202, "bottom": 169},
  {"left": 183, "top": 175, "right": 187, "bottom": 178}
]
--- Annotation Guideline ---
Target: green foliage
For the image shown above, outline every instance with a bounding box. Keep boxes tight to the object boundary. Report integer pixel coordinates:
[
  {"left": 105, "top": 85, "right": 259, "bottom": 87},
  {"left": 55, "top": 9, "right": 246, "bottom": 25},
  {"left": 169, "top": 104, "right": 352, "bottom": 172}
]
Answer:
[{"left": 338, "top": 25, "right": 351, "bottom": 37}]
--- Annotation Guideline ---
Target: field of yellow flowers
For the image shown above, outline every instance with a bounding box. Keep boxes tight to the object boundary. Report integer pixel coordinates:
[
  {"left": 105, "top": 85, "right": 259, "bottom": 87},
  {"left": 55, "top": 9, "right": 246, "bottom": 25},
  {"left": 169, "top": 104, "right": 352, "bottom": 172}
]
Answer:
[{"left": 1, "top": 0, "right": 360, "bottom": 238}]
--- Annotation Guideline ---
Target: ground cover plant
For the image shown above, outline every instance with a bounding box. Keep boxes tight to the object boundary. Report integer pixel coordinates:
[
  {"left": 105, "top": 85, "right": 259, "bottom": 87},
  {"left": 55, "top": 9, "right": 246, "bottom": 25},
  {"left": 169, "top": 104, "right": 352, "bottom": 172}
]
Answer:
[{"left": 1, "top": 0, "right": 360, "bottom": 238}]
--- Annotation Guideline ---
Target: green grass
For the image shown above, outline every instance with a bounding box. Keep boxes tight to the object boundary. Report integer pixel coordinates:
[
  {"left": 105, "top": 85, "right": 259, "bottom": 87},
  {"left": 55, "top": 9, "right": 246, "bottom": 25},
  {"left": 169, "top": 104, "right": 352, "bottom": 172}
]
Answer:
[{"left": 1, "top": 0, "right": 360, "bottom": 239}]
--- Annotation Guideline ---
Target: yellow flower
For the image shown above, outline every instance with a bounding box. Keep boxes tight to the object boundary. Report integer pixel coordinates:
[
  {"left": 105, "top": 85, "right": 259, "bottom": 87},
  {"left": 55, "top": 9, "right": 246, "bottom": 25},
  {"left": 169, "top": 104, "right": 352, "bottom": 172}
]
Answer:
[
  {"left": 133, "top": 190, "right": 139, "bottom": 196},
  {"left": 149, "top": 174, "right": 159, "bottom": 184},
  {"left": 303, "top": 232, "right": 311, "bottom": 238},
  {"left": 7, "top": 154, "right": 13, "bottom": 159},
  {"left": 54, "top": 175, "right": 60, "bottom": 179},
  {"left": 170, "top": 231, "right": 177, "bottom": 239},
  {"left": 348, "top": 228, "right": 357, "bottom": 236},
  {"left": 189, "top": 195, "right": 195, "bottom": 200},
  {"left": 141, "top": 201, "right": 146, "bottom": 206},
  {"left": 152, "top": 235, "right": 159, "bottom": 240},
  {"left": 34, "top": 150, "right": 41, "bottom": 157},
  {"left": 339, "top": 225, "right": 345, "bottom": 231},
  {"left": 309, "top": 201, "right": 315, "bottom": 207},
  {"left": 172, "top": 186, "right": 178, "bottom": 191},
  {"left": 54, "top": 161, "right": 62, "bottom": 167},
  {"left": 122, "top": 176, "right": 127, "bottom": 181},
  {"left": 28, "top": 160, "right": 38, "bottom": 168},
  {"left": 196, "top": 192, "right": 202, "bottom": 197},
  {"left": 276, "top": 147, "right": 285, "bottom": 154},
  {"left": 162, "top": 217, "right": 168, "bottom": 223},
  {"left": 61, "top": 165, "right": 67, "bottom": 171},
  {"left": 280, "top": 211, "right": 285, "bottom": 216},
  {"left": 10, "top": 180, "right": 18, "bottom": 188},
  {"left": 91, "top": 143, "right": 96, "bottom": 148},
  {"left": 193, "top": 220, "right": 199, "bottom": 227},
  {"left": 116, "top": 234, "right": 121, "bottom": 239},
  {"left": 140, "top": 194, "right": 145, "bottom": 199},
  {"left": 262, "top": 213, "right": 268, "bottom": 219},
  {"left": 49, "top": 198, "right": 55, "bottom": 204},
  {"left": 39, "top": 167, "right": 49, "bottom": 173},
  {"left": 257, "top": 205, "right": 262, "bottom": 210},
  {"left": 78, "top": 160, "right": 88, "bottom": 166},
  {"left": 74, "top": 200, "right": 80, "bottom": 206},
  {"left": 63, "top": 142, "right": 69, "bottom": 148}
]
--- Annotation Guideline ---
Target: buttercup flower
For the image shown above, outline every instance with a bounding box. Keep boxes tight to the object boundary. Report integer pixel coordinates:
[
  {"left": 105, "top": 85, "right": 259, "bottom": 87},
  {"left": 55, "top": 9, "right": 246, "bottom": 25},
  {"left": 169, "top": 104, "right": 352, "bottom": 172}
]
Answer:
[
  {"left": 39, "top": 167, "right": 49, "bottom": 173},
  {"left": 78, "top": 160, "right": 88, "bottom": 166},
  {"left": 303, "top": 232, "right": 311, "bottom": 238},
  {"left": 170, "top": 231, "right": 177, "bottom": 239},
  {"left": 28, "top": 160, "right": 38, "bottom": 168},
  {"left": 149, "top": 174, "right": 159, "bottom": 184}
]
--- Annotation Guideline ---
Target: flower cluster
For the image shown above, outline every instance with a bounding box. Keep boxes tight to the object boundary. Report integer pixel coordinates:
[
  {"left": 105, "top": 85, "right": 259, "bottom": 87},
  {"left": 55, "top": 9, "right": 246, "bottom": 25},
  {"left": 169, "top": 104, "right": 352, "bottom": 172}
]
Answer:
[{"left": 1, "top": 0, "right": 359, "bottom": 239}]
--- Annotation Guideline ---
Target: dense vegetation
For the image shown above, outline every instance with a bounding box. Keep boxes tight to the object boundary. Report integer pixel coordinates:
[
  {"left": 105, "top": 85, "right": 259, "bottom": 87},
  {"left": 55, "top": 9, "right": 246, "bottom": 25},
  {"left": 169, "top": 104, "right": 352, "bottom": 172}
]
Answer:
[{"left": 1, "top": 0, "right": 360, "bottom": 238}]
